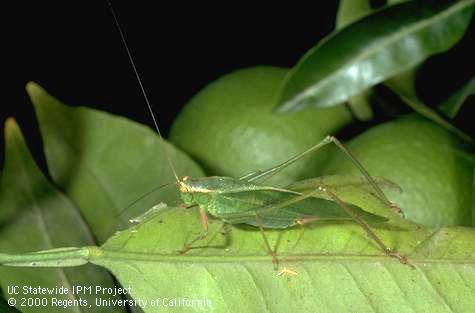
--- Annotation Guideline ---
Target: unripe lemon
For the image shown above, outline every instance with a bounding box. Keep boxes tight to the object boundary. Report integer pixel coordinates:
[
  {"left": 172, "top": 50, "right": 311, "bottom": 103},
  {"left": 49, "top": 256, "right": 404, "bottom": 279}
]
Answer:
[
  {"left": 169, "top": 66, "right": 353, "bottom": 186},
  {"left": 323, "top": 115, "right": 474, "bottom": 227}
]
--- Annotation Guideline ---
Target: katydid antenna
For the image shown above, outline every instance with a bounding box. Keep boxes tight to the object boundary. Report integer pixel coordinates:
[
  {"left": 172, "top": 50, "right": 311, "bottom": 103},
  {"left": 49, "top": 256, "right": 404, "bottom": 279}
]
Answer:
[{"left": 107, "top": 1, "right": 180, "bottom": 183}]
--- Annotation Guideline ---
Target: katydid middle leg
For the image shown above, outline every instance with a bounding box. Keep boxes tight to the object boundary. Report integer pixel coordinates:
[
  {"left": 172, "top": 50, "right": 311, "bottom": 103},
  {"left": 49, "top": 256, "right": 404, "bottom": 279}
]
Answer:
[{"left": 253, "top": 212, "right": 280, "bottom": 269}]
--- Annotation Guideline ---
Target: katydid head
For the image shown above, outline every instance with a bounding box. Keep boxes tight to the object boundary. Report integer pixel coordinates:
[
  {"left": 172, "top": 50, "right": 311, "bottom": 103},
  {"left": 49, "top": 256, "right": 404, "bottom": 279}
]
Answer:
[
  {"left": 178, "top": 176, "right": 195, "bottom": 206},
  {"left": 178, "top": 175, "right": 190, "bottom": 191},
  {"left": 178, "top": 175, "right": 218, "bottom": 206},
  {"left": 178, "top": 175, "right": 221, "bottom": 194}
]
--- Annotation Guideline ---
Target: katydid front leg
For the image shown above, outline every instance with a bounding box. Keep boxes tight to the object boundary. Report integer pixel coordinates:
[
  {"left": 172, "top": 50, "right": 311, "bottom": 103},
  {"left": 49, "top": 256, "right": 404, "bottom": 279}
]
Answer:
[
  {"left": 179, "top": 207, "right": 280, "bottom": 269},
  {"left": 180, "top": 208, "right": 209, "bottom": 254}
]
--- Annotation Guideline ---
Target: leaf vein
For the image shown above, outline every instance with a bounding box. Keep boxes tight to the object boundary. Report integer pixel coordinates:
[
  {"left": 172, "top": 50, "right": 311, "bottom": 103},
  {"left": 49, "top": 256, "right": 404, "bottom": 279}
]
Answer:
[
  {"left": 242, "top": 264, "right": 271, "bottom": 313},
  {"left": 203, "top": 265, "right": 232, "bottom": 313},
  {"left": 419, "top": 266, "right": 456, "bottom": 313},
  {"left": 343, "top": 263, "right": 379, "bottom": 313},
  {"left": 380, "top": 263, "right": 416, "bottom": 313}
]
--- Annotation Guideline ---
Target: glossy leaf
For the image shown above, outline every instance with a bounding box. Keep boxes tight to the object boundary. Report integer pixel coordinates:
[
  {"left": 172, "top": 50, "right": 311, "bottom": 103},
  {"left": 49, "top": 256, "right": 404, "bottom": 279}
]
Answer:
[
  {"left": 336, "top": 0, "right": 372, "bottom": 28},
  {"left": 277, "top": 0, "right": 475, "bottom": 112},
  {"left": 336, "top": 0, "right": 375, "bottom": 121},
  {"left": 27, "top": 82, "right": 205, "bottom": 243},
  {"left": 336, "top": 0, "right": 408, "bottom": 28},
  {"left": 1, "top": 207, "right": 475, "bottom": 313},
  {"left": 0, "top": 119, "right": 125, "bottom": 313},
  {"left": 337, "top": 0, "right": 415, "bottom": 121}
]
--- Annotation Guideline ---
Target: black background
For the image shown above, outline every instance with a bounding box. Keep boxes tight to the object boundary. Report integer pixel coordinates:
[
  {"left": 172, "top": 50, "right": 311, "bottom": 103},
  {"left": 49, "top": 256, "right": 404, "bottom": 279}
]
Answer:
[
  {"left": 1, "top": 1, "right": 339, "bottom": 170},
  {"left": 1, "top": 1, "right": 474, "bottom": 173}
]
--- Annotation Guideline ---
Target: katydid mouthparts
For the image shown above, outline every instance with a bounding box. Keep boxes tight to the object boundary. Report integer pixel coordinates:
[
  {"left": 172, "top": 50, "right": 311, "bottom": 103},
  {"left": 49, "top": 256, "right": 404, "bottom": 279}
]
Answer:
[{"left": 108, "top": 2, "right": 409, "bottom": 269}]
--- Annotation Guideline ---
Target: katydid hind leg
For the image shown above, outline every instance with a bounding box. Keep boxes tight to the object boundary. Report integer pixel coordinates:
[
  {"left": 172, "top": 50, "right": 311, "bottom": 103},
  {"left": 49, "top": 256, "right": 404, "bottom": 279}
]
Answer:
[
  {"left": 242, "top": 136, "right": 334, "bottom": 183},
  {"left": 319, "top": 184, "right": 409, "bottom": 266},
  {"left": 328, "top": 136, "right": 404, "bottom": 216},
  {"left": 244, "top": 135, "right": 403, "bottom": 216}
]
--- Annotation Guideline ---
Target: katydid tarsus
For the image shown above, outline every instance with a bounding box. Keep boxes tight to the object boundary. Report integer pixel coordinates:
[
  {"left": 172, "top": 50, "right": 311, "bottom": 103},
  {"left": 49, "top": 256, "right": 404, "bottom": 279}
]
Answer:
[{"left": 108, "top": 3, "right": 408, "bottom": 269}]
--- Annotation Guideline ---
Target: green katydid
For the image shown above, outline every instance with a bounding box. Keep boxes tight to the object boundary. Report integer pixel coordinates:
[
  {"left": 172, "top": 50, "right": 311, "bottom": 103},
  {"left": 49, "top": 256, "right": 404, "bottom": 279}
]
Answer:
[{"left": 109, "top": 4, "right": 408, "bottom": 269}]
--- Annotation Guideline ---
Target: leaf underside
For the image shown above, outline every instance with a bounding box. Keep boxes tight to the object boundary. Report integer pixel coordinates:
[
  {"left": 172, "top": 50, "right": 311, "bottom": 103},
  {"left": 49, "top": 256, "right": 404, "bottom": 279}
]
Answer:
[
  {"left": 89, "top": 207, "right": 475, "bottom": 313},
  {"left": 3, "top": 206, "right": 473, "bottom": 313}
]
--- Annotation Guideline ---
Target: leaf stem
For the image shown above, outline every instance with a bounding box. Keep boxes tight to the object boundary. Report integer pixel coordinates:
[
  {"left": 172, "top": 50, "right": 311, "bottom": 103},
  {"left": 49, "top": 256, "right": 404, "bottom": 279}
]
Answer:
[{"left": 0, "top": 247, "right": 99, "bottom": 267}]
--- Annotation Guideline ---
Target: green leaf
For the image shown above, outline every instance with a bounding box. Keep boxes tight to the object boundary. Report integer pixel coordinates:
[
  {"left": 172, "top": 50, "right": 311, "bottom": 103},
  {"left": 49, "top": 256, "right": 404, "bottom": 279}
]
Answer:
[
  {"left": 336, "top": 0, "right": 372, "bottom": 29},
  {"left": 1, "top": 207, "right": 475, "bottom": 313},
  {"left": 439, "top": 76, "right": 475, "bottom": 118},
  {"left": 337, "top": 0, "right": 409, "bottom": 29},
  {"left": 0, "top": 119, "right": 126, "bottom": 313},
  {"left": 336, "top": 0, "right": 411, "bottom": 121},
  {"left": 345, "top": 90, "right": 374, "bottom": 121},
  {"left": 336, "top": 0, "right": 375, "bottom": 121},
  {"left": 277, "top": 0, "right": 475, "bottom": 112},
  {"left": 26, "top": 82, "right": 205, "bottom": 243}
]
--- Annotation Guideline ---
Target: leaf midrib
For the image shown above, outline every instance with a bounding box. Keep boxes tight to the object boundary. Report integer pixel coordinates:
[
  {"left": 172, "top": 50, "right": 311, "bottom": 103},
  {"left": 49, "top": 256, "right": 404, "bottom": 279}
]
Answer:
[
  {"left": 93, "top": 249, "right": 475, "bottom": 265},
  {"left": 17, "top": 145, "right": 86, "bottom": 313}
]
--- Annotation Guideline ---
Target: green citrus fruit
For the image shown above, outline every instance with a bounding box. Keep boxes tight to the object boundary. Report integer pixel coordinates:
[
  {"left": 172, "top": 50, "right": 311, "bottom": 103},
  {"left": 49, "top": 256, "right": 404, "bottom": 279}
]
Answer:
[
  {"left": 169, "top": 66, "right": 353, "bottom": 186},
  {"left": 323, "top": 115, "right": 474, "bottom": 227}
]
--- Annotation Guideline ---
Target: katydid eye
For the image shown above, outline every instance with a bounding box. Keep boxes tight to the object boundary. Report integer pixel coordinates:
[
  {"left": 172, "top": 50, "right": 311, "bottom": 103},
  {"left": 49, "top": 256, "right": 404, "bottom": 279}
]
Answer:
[{"left": 179, "top": 182, "right": 189, "bottom": 193}]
